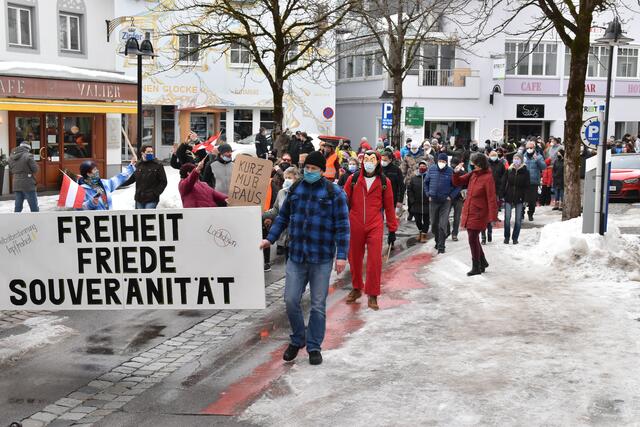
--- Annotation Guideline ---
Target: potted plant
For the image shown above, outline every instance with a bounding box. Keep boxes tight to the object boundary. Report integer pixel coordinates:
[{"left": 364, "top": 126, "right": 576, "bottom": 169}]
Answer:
[{"left": 0, "top": 148, "right": 8, "bottom": 196}]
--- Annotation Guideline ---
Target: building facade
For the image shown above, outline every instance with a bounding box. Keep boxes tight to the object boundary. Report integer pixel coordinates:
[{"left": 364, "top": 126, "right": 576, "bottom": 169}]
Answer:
[
  {"left": 114, "top": 0, "right": 336, "bottom": 161},
  {"left": 0, "top": 0, "right": 135, "bottom": 194},
  {"left": 336, "top": 8, "right": 640, "bottom": 147}
]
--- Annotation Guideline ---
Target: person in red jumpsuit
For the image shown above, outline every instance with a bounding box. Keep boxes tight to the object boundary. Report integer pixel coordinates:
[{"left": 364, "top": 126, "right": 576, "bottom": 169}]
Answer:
[{"left": 344, "top": 150, "right": 398, "bottom": 310}]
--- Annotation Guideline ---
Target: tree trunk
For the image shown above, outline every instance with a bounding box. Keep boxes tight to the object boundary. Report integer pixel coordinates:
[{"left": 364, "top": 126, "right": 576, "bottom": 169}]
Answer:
[
  {"left": 391, "top": 74, "right": 403, "bottom": 149},
  {"left": 562, "top": 30, "right": 591, "bottom": 221},
  {"left": 271, "top": 80, "right": 285, "bottom": 138}
]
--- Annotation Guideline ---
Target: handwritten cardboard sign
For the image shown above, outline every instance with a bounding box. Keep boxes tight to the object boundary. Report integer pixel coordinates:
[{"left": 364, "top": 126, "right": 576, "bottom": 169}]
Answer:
[{"left": 227, "top": 155, "right": 273, "bottom": 207}]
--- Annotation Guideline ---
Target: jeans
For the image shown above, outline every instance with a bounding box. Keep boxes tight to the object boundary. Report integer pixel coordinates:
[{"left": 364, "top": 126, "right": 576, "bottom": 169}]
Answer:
[
  {"left": 430, "top": 199, "right": 451, "bottom": 250},
  {"left": 554, "top": 186, "right": 564, "bottom": 203},
  {"left": 504, "top": 202, "right": 523, "bottom": 242},
  {"left": 284, "top": 260, "right": 333, "bottom": 352},
  {"left": 135, "top": 201, "right": 159, "bottom": 209},
  {"left": 14, "top": 191, "right": 39, "bottom": 212}
]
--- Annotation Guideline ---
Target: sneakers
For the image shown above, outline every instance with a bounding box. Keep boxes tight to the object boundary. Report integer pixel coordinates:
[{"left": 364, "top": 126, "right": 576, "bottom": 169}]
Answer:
[
  {"left": 368, "top": 295, "right": 379, "bottom": 311},
  {"left": 264, "top": 263, "right": 272, "bottom": 272},
  {"left": 308, "top": 350, "right": 323, "bottom": 365},
  {"left": 345, "top": 288, "right": 362, "bottom": 304},
  {"left": 283, "top": 344, "right": 303, "bottom": 362},
  {"left": 452, "top": 235, "right": 458, "bottom": 242}
]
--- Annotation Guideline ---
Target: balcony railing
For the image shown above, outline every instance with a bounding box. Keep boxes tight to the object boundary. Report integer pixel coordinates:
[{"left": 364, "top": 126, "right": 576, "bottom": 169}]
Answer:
[{"left": 420, "top": 69, "right": 473, "bottom": 87}]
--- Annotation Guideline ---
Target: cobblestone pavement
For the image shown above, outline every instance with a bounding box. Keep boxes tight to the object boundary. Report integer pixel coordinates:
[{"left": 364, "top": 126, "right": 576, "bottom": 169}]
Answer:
[
  {"left": 18, "top": 280, "right": 286, "bottom": 427},
  {"left": 0, "top": 311, "right": 54, "bottom": 330}
]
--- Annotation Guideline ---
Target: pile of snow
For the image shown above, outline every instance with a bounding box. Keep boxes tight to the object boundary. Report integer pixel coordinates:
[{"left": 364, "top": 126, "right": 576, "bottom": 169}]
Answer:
[
  {"left": 0, "top": 316, "right": 74, "bottom": 365},
  {"left": 536, "top": 218, "right": 640, "bottom": 282}
]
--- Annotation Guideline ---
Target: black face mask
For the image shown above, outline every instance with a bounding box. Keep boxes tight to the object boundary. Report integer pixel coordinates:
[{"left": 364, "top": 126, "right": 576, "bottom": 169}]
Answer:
[{"left": 279, "top": 162, "right": 291, "bottom": 171}]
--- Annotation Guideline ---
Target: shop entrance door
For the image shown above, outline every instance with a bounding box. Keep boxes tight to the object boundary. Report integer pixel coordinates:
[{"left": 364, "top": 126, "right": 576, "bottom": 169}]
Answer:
[{"left": 504, "top": 121, "right": 551, "bottom": 143}]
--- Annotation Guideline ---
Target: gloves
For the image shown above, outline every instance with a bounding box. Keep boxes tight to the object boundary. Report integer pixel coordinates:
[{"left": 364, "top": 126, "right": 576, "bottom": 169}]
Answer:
[{"left": 387, "top": 231, "right": 396, "bottom": 245}]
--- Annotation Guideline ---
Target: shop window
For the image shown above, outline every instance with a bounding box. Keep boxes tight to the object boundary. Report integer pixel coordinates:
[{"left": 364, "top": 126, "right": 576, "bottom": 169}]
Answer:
[
  {"left": 233, "top": 109, "right": 253, "bottom": 140},
  {"left": 161, "top": 106, "right": 175, "bottom": 146},
  {"left": 219, "top": 111, "right": 227, "bottom": 142},
  {"left": 63, "top": 116, "right": 92, "bottom": 159},
  {"left": 59, "top": 13, "right": 82, "bottom": 53},
  {"left": 8, "top": 3, "right": 35, "bottom": 49},
  {"left": 15, "top": 116, "right": 42, "bottom": 161},
  {"left": 230, "top": 41, "right": 251, "bottom": 64},
  {"left": 178, "top": 34, "right": 200, "bottom": 63},
  {"left": 260, "top": 110, "right": 274, "bottom": 132},
  {"left": 616, "top": 47, "right": 639, "bottom": 78}
]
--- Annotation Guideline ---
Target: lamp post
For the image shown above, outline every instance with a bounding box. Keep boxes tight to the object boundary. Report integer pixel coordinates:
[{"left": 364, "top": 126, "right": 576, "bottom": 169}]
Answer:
[
  {"left": 595, "top": 19, "right": 632, "bottom": 235},
  {"left": 124, "top": 34, "right": 156, "bottom": 154}
]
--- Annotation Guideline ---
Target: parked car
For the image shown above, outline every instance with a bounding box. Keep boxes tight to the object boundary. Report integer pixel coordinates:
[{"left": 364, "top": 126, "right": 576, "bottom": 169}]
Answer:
[{"left": 609, "top": 153, "right": 640, "bottom": 201}]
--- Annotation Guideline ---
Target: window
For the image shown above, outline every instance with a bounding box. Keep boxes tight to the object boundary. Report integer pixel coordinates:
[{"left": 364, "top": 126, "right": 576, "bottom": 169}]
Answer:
[
  {"left": 63, "top": 116, "right": 92, "bottom": 159},
  {"left": 260, "top": 110, "right": 274, "bottom": 132},
  {"left": 219, "top": 111, "right": 227, "bottom": 142},
  {"left": 230, "top": 41, "right": 251, "bottom": 64},
  {"left": 506, "top": 42, "right": 557, "bottom": 76},
  {"left": 421, "top": 44, "right": 456, "bottom": 86},
  {"left": 617, "top": 48, "right": 638, "bottom": 78},
  {"left": 59, "top": 13, "right": 81, "bottom": 52},
  {"left": 337, "top": 41, "right": 384, "bottom": 80},
  {"left": 8, "top": 4, "right": 33, "bottom": 48},
  {"left": 161, "top": 106, "right": 175, "bottom": 146},
  {"left": 286, "top": 40, "right": 298, "bottom": 66},
  {"left": 587, "top": 46, "right": 609, "bottom": 78},
  {"left": 233, "top": 109, "right": 253, "bottom": 140},
  {"left": 178, "top": 34, "right": 199, "bottom": 62}
]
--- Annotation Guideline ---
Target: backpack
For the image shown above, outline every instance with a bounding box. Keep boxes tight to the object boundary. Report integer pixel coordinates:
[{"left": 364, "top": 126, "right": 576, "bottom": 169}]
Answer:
[{"left": 347, "top": 171, "right": 387, "bottom": 209}]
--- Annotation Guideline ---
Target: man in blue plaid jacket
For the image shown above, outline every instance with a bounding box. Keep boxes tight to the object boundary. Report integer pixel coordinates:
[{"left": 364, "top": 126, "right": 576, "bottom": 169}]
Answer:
[{"left": 261, "top": 151, "right": 350, "bottom": 366}]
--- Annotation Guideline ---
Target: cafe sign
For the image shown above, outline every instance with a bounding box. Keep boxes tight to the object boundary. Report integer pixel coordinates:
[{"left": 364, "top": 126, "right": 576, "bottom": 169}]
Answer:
[
  {"left": 516, "top": 104, "right": 545, "bottom": 119},
  {"left": 0, "top": 76, "right": 137, "bottom": 102}
]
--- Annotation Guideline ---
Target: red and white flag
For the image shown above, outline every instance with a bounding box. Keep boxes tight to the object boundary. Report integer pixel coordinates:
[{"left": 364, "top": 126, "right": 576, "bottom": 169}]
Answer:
[
  {"left": 193, "top": 130, "right": 223, "bottom": 153},
  {"left": 57, "top": 173, "right": 86, "bottom": 209}
]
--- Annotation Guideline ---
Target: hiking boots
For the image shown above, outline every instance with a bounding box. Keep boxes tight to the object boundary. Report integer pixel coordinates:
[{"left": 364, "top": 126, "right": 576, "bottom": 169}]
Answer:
[
  {"left": 368, "top": 296, "right": 379, "bottom": 311},
  {"left": 309, "top": 350, "right": 323, "bottom": 365},
  {"left": 345, "top": 288, "right": 362, "bottom": 304},
  {"left": 283, "top": 344, "right": 303, "bottom": 362},
  {"left": 467, "top": 260, "right": 482, "bottom": 276}
]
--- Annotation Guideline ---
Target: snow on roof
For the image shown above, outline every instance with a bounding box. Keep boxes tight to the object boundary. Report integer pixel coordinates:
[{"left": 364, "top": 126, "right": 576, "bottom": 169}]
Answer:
[{"left": 0, "top": 61, "right": 136, "bottom": 84}]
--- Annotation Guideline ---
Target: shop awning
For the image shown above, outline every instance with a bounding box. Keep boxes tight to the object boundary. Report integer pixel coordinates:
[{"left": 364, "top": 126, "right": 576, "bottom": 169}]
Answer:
[{"left": 0, "top": 98, "right": 137, "bottom": 114}]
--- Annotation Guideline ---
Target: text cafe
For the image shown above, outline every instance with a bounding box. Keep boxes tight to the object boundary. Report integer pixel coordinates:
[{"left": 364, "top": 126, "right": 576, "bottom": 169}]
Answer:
[
  {"left": 0, "top": 75, "right": 137, "bottom": 192},
  {"left": 504, "top": 104, "right": 551, "bottom": 142}
]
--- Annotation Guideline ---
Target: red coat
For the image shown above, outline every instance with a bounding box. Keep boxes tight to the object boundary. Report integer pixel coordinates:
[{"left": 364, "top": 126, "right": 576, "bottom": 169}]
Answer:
[
  {"left": 452, "top": 169, "right": 498, "bottom": 231},
  {"left": 541, "top": 158, "right": 553, "bottom": 186},
  {"left": 179, "top": 168, "right": 228, "bottom": 208},
  {"left": 344, "top": 174, "right": 398, "bottom": 232}
]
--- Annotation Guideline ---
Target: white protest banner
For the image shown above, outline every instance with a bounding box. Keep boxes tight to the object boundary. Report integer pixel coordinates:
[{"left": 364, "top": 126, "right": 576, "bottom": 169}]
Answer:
[
  {"left": 0, "top": 207, "right": 266, "bottom": 310},
  {"left": 227, "top": 154, "right": 273, "bottom": 207}
]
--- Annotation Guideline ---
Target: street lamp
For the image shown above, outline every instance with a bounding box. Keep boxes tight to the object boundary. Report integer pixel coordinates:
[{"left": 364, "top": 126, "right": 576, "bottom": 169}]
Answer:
[
  {"left": 594, "top": 18, "right": 633, "bottom": 235},
  {"left": 124, "top": 34, "right": 157, "bottom": 154}
]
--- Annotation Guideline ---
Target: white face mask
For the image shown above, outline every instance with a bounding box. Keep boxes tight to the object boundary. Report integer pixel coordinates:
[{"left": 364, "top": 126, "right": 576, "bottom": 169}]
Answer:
[
  {"left": 438, "top": 161, "right": 447, "bottom": 169},
  {"left": 283, "top": 178, "right": 294, "bottom": 190},
  {"left": 410, "top": 147, "right": 419, "bottom": 154},
  {"left": 490, "top": 156, "right": 498, "bottom": 162},
  {"left": 363, "top": 162, "right": 376, "bottom": 173},
  {"left": 381, "top": 160, "right": 389, "bottom": 167},
  {"left": 527, "top": 148, "right": 534, "bottom": 154}
]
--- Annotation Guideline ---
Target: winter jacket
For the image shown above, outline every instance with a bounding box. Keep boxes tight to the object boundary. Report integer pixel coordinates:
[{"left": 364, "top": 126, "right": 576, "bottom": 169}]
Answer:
[
  {"left": 129, "top": 159, "right": 167, "bottom": 203},
  {"left": 80, "top": 164, "right": 135, "bottom": 210},
  {"left": 523, "top": 152, "right": 547, "bottom": 185},
  {"left": 344, "top": 174, "right": 398, "bottom": 232},
  {"left": 263, "top": 188, "right": 290, "bottom": 247},
  {"left": 210, "top": 158, "right": 234, "bottom": 195},
  {"left": 553, "top": 157, "right": 564, "bottom": 189},
  {"left": 338, "top": 168, "right": 356, "bottom": 187},
  {"left": 541, "top": 158, "right": 553, "bottom": 187},
  {"left": 287, "top": 137, "right": 315, "bottom": 166},
  {"left": 401, "top": 150, "right": 433, "bottom": 188},
  {"left": 424, "top": 164, "right": 460, "bottom": 202},
  {"left": 488, "top": 158, "right": 507, "bottom": 198},
  {"left": 8, "top": 145, "right": 38, "bottom": 192},
  {"left": 406, "top": 173, "right": 429, "bottom": 215},
  {"left": 502, "top": 165, "right": 530, "bottom": 204},
  {"left": 382, "top": 162, "right": 404, "bottom": 205},
  {"left": 179, "top": 167, "right": 228, "bottom": 208},
  {"left": 255, "top": 133, "right": 270, "bottom": 159},
  {"left": 173, "top": 143, "right": 195, "bottom": 168},
  {"left": 452, "top": 168, "right": 498, "bottom": 231}
]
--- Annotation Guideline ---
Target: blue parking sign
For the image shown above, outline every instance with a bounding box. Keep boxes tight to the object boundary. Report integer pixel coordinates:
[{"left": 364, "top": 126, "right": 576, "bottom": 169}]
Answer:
[
  {"left": 381, "top": 103, "right": 393, "bottom": 129},
  {"left": 581, "top": 117, "right": 600, "bottom": 149}
]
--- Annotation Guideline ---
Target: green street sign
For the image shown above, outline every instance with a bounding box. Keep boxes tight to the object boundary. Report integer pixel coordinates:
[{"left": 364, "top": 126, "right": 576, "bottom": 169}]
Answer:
[{"left": 405, "top": 107, "right": 424, "bottom": 127}]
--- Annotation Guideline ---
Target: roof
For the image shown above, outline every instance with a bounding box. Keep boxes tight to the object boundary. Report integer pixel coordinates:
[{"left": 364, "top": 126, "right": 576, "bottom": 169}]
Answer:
[{"left": 0, "top": 61, "right": 136, "bottom": 84}]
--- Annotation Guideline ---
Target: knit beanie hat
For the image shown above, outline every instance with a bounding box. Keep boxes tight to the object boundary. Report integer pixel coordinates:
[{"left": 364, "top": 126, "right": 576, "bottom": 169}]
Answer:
[
  {"left": 304, "top": 151, "right": 326, "bottom": 171},
  {"left": 437, "top": 153, "right": 448, "bottom": 162}
]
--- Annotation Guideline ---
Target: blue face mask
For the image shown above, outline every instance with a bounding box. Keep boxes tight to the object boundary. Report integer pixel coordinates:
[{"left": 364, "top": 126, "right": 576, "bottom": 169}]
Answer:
[
  {"left": 144, "top": 153, "right": 154, "bottom": 161},
  {"left": 90, "top": 171, "right": 101, "bottom": 185},
  {"left": 303, "top": 170, "right": 322, "bottom": 184},
  {"left": 348, "top": 164, "right": 357, "bottom": 173}
]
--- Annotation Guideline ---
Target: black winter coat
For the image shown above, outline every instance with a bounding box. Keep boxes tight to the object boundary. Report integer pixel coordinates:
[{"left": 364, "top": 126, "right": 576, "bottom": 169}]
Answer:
[
  {"left": 488, "top": 159, "right": 507, "bottom": 198},
  {"left": 130, "top": 160, "right": 168, "bottom": 203},
  {"left": 502, "top": 165, "right": 530, "bottom": 204},
  {"left": 406, "top": 173, "right": 429, "bottom": 215},
  {"left": 255, "top": 133, "right": 270, "bottom": 159},
  {"left": 382, "top": 163, "right": 404, "bottom": 205},
  {"left": 171, "top": 143, "right": 195, "bottom": 169},
  {"left": 553, "top": 157, "right": 564, "bottom": 189}
]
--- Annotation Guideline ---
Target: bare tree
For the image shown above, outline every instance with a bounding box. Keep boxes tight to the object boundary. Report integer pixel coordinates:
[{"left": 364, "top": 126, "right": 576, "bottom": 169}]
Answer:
[
  {"left": 346, "top": 0, "right": 470, "bottom": 148},
  {"left": 460, "top": 0, "right": 617, "bottom": 220},
  {"left": 157, "top": 0, "right": 353, "bottom": 136}
]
